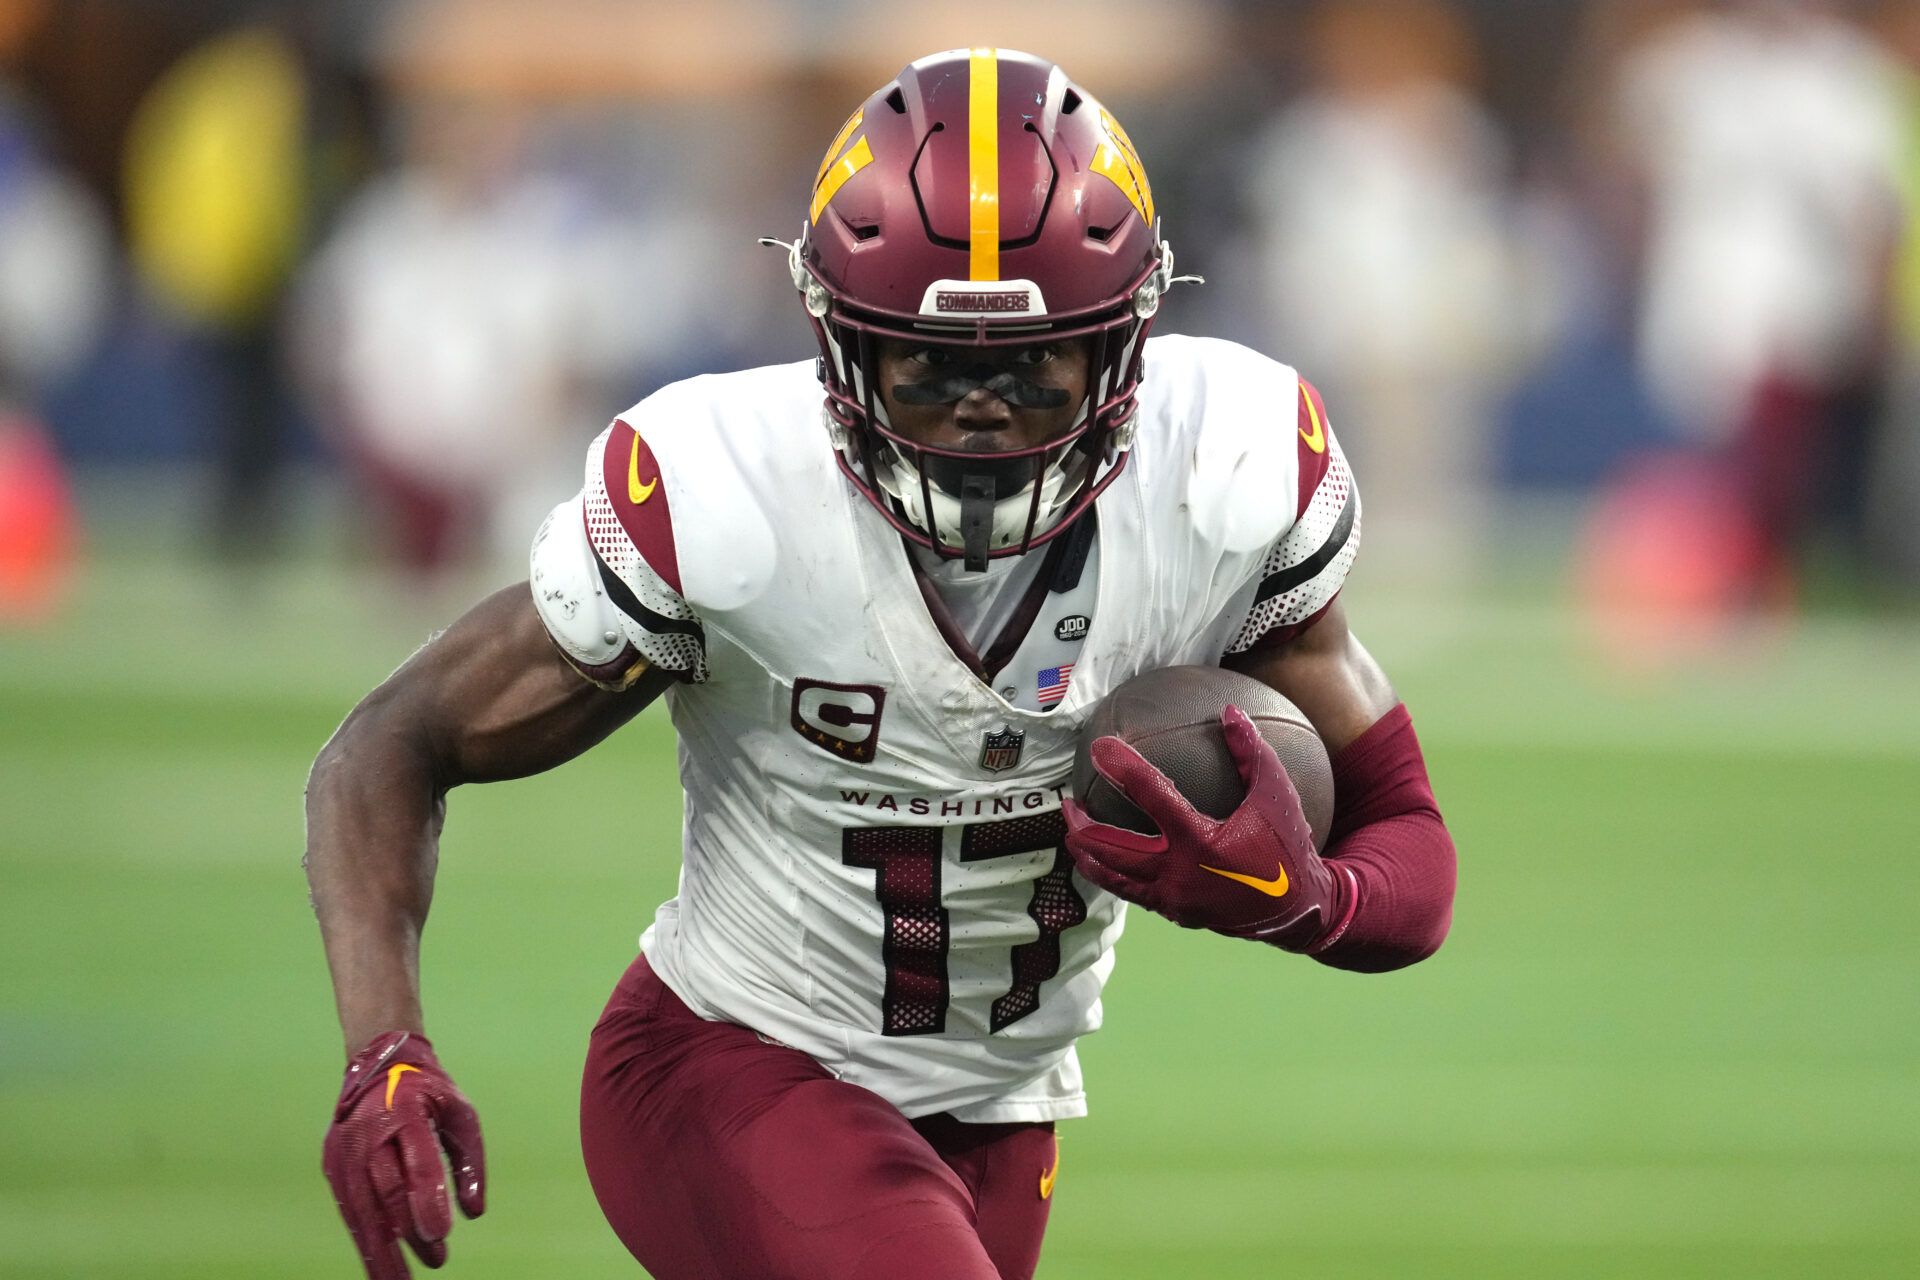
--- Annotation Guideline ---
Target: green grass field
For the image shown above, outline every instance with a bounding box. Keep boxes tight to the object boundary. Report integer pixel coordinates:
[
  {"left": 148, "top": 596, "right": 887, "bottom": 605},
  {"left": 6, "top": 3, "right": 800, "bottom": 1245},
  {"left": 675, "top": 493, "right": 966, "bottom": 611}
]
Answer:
[{"left": 3, "top": 550, "right": 1917, "bottom": 1278}]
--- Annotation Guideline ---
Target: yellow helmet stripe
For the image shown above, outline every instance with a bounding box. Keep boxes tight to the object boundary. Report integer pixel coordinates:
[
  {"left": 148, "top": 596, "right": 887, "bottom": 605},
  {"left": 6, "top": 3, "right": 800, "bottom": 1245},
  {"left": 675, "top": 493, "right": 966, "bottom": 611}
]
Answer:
[
  {"left": 816, "top": 109, "right": 864, "bottom": 188},
  {"left": 810, "top": 134, "right": 873, "bottom": 225},
  {"left": 968, "top": 47, "right": 999, "bottom": 280},
  {"left": 1090, "top": 108, "right": 1154, "bottom": 227}
]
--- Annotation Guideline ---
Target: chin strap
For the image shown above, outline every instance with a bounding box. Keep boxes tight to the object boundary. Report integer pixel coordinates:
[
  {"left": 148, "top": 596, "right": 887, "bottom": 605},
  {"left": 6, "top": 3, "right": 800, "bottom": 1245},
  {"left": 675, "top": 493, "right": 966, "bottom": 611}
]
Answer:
[{"left": 959, "top": 475, "right": 995, "bottom": 571}]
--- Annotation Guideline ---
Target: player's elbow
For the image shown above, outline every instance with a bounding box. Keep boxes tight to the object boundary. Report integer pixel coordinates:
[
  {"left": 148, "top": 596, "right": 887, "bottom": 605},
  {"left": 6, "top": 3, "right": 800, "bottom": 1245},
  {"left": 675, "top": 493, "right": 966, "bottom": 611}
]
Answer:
[
  {"left": 1395, "top": 840, "right": 1457, "bottom": 968},
  {"left": 1318, "top": 909, "right": 1452, "bottom": 973},
  {"left": 1382, "top": 899, "right": 1454, "bottom": 971},
  {"left": 307, "top": 691, "right": 439, "bottom": 812},
  {"left": 309, "top": 696, "right": 381, "bottom": 790},
  {"left": 1315, "top": 820, "right": 1457, "bottom": 973},
  {"left": 306, "top": 713, "right": 366, "bottom": 812}
]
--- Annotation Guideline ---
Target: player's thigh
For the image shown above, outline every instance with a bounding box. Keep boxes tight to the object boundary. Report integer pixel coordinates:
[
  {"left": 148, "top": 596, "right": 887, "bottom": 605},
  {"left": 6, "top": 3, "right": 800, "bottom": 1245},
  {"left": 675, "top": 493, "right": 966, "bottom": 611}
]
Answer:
[
  {"left": 916, "top": 1113, "right": 1058, "bottom": 1280},
  {"left": 581, "top": 956, "right": 1002, "bottom": 1280}
]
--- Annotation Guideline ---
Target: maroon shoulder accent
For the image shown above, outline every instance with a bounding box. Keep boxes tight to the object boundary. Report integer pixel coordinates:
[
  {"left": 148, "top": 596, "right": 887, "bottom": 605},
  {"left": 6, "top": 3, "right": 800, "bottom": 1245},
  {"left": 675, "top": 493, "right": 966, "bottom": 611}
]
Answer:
[
  {"left": 601, "top": 419, "right": 684, "bottom": 596},
  {"left": 1295, "top": 377, "right": 1335, "bottom": 519}
]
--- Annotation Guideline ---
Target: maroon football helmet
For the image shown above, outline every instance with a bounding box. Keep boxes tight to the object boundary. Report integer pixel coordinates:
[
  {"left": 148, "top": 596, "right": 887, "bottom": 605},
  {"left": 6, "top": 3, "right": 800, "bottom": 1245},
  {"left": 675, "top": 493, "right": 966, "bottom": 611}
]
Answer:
[{"left": 766, "top": 48, "right": 1194, "bottom": 568}]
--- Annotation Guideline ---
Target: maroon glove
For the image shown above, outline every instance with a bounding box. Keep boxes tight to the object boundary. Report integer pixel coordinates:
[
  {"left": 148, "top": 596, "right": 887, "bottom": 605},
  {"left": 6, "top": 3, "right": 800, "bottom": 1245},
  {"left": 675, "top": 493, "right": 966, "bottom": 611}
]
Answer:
[
  {"left": 323, "top": 1031, "right": 486, "bottom": 1279},
  {"left": 1063, "top": 704, "right": 1357, "bottom": 951}
]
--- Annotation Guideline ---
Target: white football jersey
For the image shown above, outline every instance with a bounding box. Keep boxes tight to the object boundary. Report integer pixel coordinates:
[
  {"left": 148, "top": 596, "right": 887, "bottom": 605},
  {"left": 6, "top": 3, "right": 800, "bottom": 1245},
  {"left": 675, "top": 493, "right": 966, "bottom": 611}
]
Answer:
[{"left": 529, "top": 334, "right": 1360, "bottom": 1121}]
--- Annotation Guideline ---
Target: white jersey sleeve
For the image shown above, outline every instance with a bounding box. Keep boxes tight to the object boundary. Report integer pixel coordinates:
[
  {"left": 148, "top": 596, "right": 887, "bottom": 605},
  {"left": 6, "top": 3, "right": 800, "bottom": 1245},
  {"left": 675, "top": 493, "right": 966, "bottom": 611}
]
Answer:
[
  {"left": 1221, "top": 375, "right": 1361, "bottom": 655},
  {"left": 529, "top": 420, "right": 709, "bottom": 685}
]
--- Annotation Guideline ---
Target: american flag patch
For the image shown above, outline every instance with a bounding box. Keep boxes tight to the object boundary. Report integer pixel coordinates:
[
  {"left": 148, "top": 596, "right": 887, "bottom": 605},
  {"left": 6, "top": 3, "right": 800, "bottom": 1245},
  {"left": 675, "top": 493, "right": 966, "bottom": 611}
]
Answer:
[{"left": 1037, "top": 663, "right": 1074, "bottom": 706}]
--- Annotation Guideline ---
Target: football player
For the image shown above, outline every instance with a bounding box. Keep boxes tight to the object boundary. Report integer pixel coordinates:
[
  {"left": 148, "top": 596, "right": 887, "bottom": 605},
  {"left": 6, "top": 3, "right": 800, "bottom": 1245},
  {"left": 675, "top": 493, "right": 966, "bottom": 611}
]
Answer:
[{"left": 307, "top": 49, "right": 1457, "bottom": 1280}]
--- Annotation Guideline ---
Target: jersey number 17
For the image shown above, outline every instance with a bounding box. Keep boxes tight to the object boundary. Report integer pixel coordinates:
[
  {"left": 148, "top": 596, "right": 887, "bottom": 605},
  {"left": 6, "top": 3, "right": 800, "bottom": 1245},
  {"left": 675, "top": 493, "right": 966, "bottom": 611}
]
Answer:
[{"left": 842, "top": 811, "right": 1086, "bottom": 1036}]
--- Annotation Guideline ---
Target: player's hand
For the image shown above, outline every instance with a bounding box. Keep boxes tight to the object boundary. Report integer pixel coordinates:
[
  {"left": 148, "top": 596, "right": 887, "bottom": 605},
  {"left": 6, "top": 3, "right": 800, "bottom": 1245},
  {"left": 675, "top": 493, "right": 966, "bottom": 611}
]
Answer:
[
  {"left": 1062, "top": 704, "right": 1353, "bottom": 950},
  {"left": 323, "top": 1031, "right": 486, "bottom": 1279}
]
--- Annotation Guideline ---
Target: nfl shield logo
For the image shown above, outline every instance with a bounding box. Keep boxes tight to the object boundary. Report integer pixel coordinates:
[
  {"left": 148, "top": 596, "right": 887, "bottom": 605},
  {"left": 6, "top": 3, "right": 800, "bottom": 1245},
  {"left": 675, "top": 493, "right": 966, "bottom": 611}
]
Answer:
[{"left": 979, "top": 726, "right": 1025, "bottom": 773}]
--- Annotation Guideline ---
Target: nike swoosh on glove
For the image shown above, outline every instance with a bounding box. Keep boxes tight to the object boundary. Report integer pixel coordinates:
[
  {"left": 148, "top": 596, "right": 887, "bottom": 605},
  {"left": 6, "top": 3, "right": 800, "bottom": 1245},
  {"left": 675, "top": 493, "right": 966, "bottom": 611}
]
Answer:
[
  {"left": 1062, "top": 703, "right": 1358, "bottom": 952},
  {"left": 323, "top": 1031, "right": 486, "bottom": 1279}
]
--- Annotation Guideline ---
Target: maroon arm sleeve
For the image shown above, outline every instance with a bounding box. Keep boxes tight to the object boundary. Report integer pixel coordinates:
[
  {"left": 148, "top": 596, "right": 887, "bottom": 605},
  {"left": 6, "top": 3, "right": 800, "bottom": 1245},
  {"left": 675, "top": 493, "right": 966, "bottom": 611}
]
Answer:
[{"left": 1305, "top": 704, "right": 1456, "bottom": 973}]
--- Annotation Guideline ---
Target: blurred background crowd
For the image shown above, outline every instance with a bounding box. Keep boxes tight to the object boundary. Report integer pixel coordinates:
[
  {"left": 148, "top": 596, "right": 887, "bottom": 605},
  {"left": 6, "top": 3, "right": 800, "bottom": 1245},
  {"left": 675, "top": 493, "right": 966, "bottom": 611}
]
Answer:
[
  {"left": 5, "top": 8, "right": 1916, "bottom": 1274},
  {"left": 1, "top": 0, "right": 1916, "bottom": 635}
]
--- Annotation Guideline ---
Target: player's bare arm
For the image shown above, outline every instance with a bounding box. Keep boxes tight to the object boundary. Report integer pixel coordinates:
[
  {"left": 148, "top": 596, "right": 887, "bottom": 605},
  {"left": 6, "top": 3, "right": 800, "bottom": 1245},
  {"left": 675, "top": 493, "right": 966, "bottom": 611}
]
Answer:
[
  {"left": 1221, "top": 598, "right": 1396, "bottom": 754},
  {"left": 306, "top": 583, "right": 668, "bottom": 1048},
  {"left": 304, "top": 584, "right": 670, "bottom": 1278}
]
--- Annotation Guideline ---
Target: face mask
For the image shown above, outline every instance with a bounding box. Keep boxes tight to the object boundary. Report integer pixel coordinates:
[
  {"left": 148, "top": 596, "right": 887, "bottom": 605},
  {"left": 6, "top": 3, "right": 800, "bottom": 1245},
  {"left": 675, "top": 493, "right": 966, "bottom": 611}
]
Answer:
[{"left": 883, "top": 355, "right": 1082, "bottom": 569}]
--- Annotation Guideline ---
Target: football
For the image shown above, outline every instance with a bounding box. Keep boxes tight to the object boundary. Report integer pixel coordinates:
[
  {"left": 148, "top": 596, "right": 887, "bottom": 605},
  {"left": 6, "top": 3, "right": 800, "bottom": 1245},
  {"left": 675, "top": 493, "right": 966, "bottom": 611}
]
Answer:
[{"left": 1072, "top": 665, "right": 1335, "bottom": 848}]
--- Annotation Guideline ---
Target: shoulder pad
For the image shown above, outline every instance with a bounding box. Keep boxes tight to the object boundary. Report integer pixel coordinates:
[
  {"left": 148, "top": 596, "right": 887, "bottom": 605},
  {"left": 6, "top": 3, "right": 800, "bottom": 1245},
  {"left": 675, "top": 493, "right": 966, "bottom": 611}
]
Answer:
[
  {"left": 529, "top": 494, "right": 646, "bottom": 684},
  {"left": 578, "top": 419, "right": 710, "bottom": 680},
  {"left": 1174, "top": 337, "right": 1297, "bottom": 556},
  {"left": 1223, "top": 378, "right": 1361, "bottom": 654},
  {"left": 606, "top": 387, "right": 778, "bottom": 614},
  {"left": 1295, "top": 377, "right": 1335, "bottom": 518},
  {"left": 592, "top": 418, "right": 684, "bottom": 594}
]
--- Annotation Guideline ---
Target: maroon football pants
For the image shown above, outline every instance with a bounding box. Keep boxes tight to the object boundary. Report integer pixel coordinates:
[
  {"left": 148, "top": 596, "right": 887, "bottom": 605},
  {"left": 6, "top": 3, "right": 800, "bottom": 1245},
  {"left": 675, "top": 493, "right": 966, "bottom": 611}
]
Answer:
[{"left": 581, "top": 955, "right": 1057, "bottom": 1279}]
